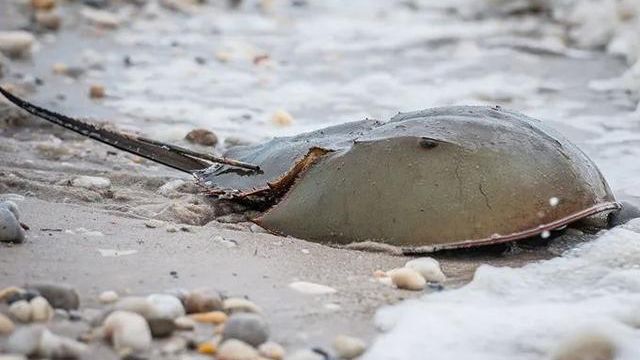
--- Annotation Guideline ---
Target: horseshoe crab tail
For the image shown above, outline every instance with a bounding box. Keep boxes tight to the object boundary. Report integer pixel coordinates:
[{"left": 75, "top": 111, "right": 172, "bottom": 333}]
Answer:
[{"left": 0, "top": 87, "right": 260, "bottom": 173}]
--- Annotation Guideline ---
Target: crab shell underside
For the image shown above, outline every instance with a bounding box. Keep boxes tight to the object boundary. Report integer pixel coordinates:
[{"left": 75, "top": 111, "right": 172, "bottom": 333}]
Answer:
[{"left": 195, "top": 106, "right": 620, "bottom": 252}]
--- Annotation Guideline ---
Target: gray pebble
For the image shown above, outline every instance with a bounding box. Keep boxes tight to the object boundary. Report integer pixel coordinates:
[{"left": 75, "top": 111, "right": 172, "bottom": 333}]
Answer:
[
  {"left": 25, "top": 283, "right": 80, "bottom": 310},
  {"left": 0, "top": 201, "right": 21, "bottom": 220},
  {"left": 0, "top": 207, "right": 25, "bottom": 244},
  {"left": 147, "top": 318, "right": 176, "bottom": 338},
  {"left": 222, "top": 313, "right": 269, "bottom": 347}
]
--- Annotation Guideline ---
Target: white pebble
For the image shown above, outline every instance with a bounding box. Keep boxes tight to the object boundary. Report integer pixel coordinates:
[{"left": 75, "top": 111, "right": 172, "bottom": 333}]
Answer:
[
  {"left": 144, "top": 219, "right": 164, "bottom": 229},
  {"left": 7, "top": 325, "right": 87, "bottom": 358},
  {"left": 404, "top": 257, "right": 446, "bottom": 283},
  {"left": 224, "top": 298, "right": 262, "bottom": 314},
  {"left": 103, "top": 311, "right": 152, "bottom": 353},
  {"left": 217, "top": 339, "right": 260, "bottom": 360},
  {"left": 81, "top": 8, "right": 120, "bottom": 28},
  {"left": 174, "top": 316, "right": 196, "bottom": 330},
  {"left": 0, "top": 31, "right": 35, "bottom": 58},
  {"left": 259, "top": 341, "right": 286, "bottom": 360},
  {"left": 70, "top": 176, "right": 111, "bottom": 190},
  {"left": 332, "top": 335, "right": 366, "bottom": 359},
  {"left": 288, "top": 281, "right": 337, "bottom": 295},
  {"left": 30, "top": 296, "right": 53, "bottom": 322},
  {"left": 549, "top": 197, "right": 560, "bottom": 206},
  {"left": 9, "top": 300, "right": 32, "bottom": 322},
  {"left": 98, "top": 290, "right": 119, "bottom": 304},
  {"left": 0, "top": 201, "right": 21, "bottom": 220},
  {"left": 387, "top": 268, "right": 426, "bottom": 291},
  {"left": 146, "top": 294, "right": 185, "bottom": 319}
]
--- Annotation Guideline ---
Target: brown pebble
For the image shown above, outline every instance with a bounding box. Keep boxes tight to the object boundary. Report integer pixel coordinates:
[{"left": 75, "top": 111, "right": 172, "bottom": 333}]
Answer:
[
  {"left": 35, "top": 11, "right": 62, "bottom": 31},
  {"left": 32, "top": 0, "right": 55, "bottom": 11},
  {"left": 185, "top": 128, "right": 218, "bottom": 147},
  {"left": 552, "top": 333, "right": 616, "bottom": 360},
  {"left": 190, "top": 311, "right": 228, "bottom": 324},
  {"left": 89, "top": 85, "right": 105, "bottom": 99}
]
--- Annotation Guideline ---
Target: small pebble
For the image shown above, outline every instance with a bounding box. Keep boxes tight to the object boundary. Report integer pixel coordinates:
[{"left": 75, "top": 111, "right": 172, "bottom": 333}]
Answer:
[
  {"left": 0, "top": 312, "right": 16, "bottom": 335},
  {"left": 0, "top": 31, "right": 35, "bottom": 58},
  {"left": 98, "top": 290, "right": 119, "bottom": 304},
  {"left": 144, "top": 219, "right": 164, "bottom": 228},
  {"left": 89, "top": 84, "right": 105, "bottom": 99},
  {"left": 0, "top": 207, "right": 25, "bottom": 244},
  {"left": 387, "top": 268, "right": 426, "bottom": 291},
  {"left": 259, "top": 341, "right": 286, "bottom": 360},
  {"left": 81, "top": 8, "right": 120, "bottom": 28},
  {"left": 35, "top": 11, "right": 62, "bottom": 31},
  {"left": 174, "top": 316, "right": 196, "bottom": 330},
  {"left": 224, "top": 298, "right": 262, "bottom": 314},
  {"left": 271, "top": 109, "right": 294, "bottom": 127},
  {"left": 404, "top": 257, "right": 446, "bottom": 283},
  {"left": 147, "top": 318, "right": 176, "bottom": 338},
  {"left": 332, "top": 335, "right": 366, "bottom": 359},
  {"left": 552, "top": 333, "right": 616, "bottom": 360},
  {"left": 197, "top": 340, "right": 218, "bottom": 355},
  {"left": 146, "top": 294, "right": 185, "bottom": 319},
  {"left": 70, "top": 176, "right": 111, "bottom": 190},
  {"left": 191, "top": 311, "right": 228, "bottom": 324},
  {"left": 26, "top": 283, "right": 80, "bottom": 310},
  {"left": 30, "top": 296, "right": 53, "bottom": 322},
  {"left": 217, "top": 339, "right": 259, "bottom": 360},
  {"left": 9, "top": 300, "right": 32, "bottom": 322},
  {"left": 31, "top": 0, "right": 56, "bottom": 10},
  {"left": 103, "top": 311, "right": 152, "bottom": 353},
  {"left": 185, "top": 128, "right": 218, "bottom": 147},
  {"left": 185, "top": 287, "right": 224, "bottom": 313},
  {"left": 222, "top": 313, "right": 269, "bottom": 347},
  {"left": 288, "top": 281, "right": 336, "bottom": 295},
  {"left": 7, "top": 325, "right": 87, "bottom": 358}
]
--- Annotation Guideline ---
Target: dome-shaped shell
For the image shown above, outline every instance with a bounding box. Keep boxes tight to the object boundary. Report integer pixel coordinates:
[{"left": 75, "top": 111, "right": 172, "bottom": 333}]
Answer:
[{"left": 242, "top": 106, "right": 618, "bottom": 251}]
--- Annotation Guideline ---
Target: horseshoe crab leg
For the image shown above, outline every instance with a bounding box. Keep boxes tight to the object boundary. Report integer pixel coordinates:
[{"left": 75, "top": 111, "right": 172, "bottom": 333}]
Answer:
[{"left": 0, "top": 87, "right": 259, "bottom": 173}]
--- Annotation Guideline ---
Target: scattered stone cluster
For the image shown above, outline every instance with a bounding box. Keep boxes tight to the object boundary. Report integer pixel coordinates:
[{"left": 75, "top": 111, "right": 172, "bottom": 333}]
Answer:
[{"left": 0, "top": 283, "right": 367, "bottom": 359}]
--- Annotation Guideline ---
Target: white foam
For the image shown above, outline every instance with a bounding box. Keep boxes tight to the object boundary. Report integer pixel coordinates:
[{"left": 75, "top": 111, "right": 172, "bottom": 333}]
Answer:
[{"left": 365, "top": 222, "right": 640, "bottom": 360}]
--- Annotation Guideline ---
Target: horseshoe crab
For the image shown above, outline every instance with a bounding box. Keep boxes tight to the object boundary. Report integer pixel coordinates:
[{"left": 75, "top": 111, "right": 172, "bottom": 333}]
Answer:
[{"left": 0, "top": 87, "right": 621, "bottom": 252}]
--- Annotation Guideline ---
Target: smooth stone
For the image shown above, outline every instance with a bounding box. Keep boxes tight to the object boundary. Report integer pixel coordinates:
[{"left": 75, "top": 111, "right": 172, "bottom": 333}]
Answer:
[
  {"left": 144, "top": 219, "right": 164, "bottom": 228},
  {"left": 259, "top": 341, "right": 286, "bottom": 360},
  {"left": 26, "top": 283, "right": 80, "bottom": 310},
  {"left": 7, "top": 325, "right": 87, "bottom": 358},
  {"left": 81, "top": 8, "right": 120, "bottom": 28},
  {"left": 30, "top": 296, "right": 54, "bottom": 322},
  {"left": 0, "top": 312, "right": 16, "bottom": 334},
  {"left": 217, "top": 339, "right": 260, "bottom": 360},
  {"left": 387, "top": 268, "right": 426, "bottom": 291},
  {"left": 174, "top": 316, "right": 196, "bottom": 330},
  {"left": 113, "top": 296, "right": 155, "bottom": 318},
  {"left": 404, "top": 257, "right": 446, "bottom": 283},
  {"left": 31, "top": 0, "right": 56, "bottom": 10},
  {"left": 0, "top": 208, "right": 25, "bottom": 243},
  {"left": 0, "top": 201, "right": 21, "bottom": 220},
  {"left": 271, "top": 109, "right": 294, "bottom": 127},
  {"left": 70, "top": 175, "right": 111, "bottom": 190},
  {"left": 185, "top": 287, "right": 224, "bottom": 314},
  {"left": 89, "top": 84, "right": 106, "bottom": 99},
  {"left": 191, "top": 311, "right": 228, "bottom": 324},
  {"left": 9, "top": 300, "right": 32, "bottom": 322},
  {"left": 186, "top": 128, "right": 218, "bottom": 146},
  {"left": 103, "top": 311, "right": 152, "bottom": 353},
  {"left": 223, "top": 298, "right": 262, "bottom": 314},
  {"left": 288, "top": 281, "right": 337, "bottom": 295},
  {"left": 98, "top": 290, "right": 119, "bottom": 304},
  {"left": 222, "top": 313, "right": 269, "bottom": 347},
  {"left": 0, "top": 31, "right": 35, "bottom": 58},
  {"left": 35, "top": 11, "right": 62, "bottom": 31},
  {"left": 332, "top": 335, "right": 366, "bottom": 359},
  {"left": 6, "top": 290, "right": 39, "bottom": 304},
  {"left": 147, "top": 318, "right": 176, "bottom": 338},
  {"left": 552, "top": 333, "right": 616, "bottom": 360},
  {"left": 285, "top": 349, "right": 325, "bottom": 360},
  {"left": 146, "top": 294, "right": 185, "bottom": 319}
]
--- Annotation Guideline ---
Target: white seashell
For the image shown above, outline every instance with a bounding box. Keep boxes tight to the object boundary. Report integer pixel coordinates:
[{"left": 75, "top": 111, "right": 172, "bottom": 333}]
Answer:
[{"left": 404, "top": 257, "right": 446, "bottom": 283}]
